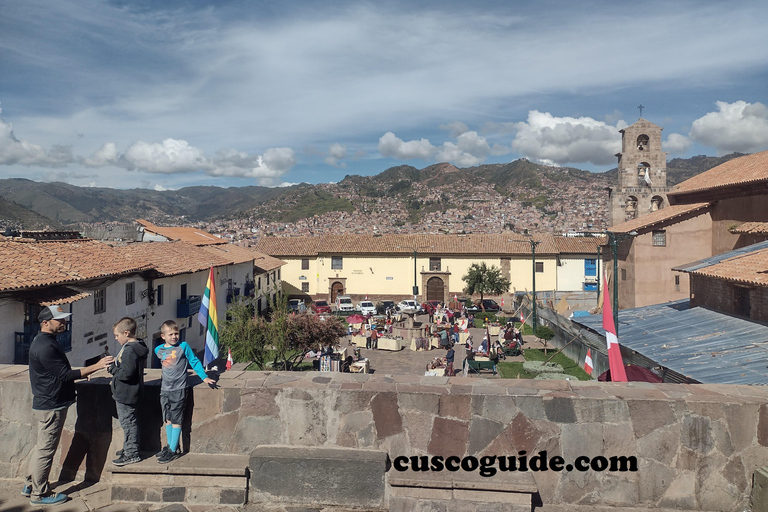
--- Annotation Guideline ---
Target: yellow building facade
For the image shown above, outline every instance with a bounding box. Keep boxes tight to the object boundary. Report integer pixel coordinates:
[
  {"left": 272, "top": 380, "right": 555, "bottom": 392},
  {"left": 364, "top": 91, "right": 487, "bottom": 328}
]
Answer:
[{"left": 256, "top": 233, "right": 589, "bottom": 304}]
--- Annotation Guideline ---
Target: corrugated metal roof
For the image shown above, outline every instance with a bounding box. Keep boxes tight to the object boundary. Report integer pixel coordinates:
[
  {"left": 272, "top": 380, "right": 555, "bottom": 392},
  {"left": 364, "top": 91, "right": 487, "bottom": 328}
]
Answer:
[
  {"left": 573, "top": 300, "right": 768, "bottom": 385},
  {"left": 672, "top": 239, "right": 768, "bottom": 272}
]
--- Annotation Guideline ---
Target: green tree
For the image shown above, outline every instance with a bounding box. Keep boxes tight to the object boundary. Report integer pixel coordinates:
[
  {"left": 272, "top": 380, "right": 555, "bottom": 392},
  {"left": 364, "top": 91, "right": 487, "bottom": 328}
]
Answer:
[
  {"left": 219, "top": 297, "right": 268, "bottom": 370},
  {"left": 462, "top": 262, "right": 511, "bottom": 307}
]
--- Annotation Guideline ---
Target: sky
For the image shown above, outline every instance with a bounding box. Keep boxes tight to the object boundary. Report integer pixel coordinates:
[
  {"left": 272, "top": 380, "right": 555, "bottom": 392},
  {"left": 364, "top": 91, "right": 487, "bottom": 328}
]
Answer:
[{"left": 2, "top": 0, "right": 768, "bottom": 191}]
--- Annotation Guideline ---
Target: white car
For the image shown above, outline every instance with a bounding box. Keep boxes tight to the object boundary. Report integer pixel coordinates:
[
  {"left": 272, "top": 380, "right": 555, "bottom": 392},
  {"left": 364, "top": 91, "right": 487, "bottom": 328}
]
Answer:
[
  {"left": 397, "top": 300, "right": 420, "bottom": 313},
  {"left": 335, "top": 295, "right": 355, "bottom": 312},
  {"left": 359, "top": 301, "right": 376, "bottom": 316}
]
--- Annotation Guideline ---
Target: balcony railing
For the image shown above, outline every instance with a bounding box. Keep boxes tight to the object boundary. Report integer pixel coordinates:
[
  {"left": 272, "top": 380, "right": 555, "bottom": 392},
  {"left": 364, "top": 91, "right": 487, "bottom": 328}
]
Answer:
[{"left": 177, "top": 295, "right": 202, "bottom": 318}]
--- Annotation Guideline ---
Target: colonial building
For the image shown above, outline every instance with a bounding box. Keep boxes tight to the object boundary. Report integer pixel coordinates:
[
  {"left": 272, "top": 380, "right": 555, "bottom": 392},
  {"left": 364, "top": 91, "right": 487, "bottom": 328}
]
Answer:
[
  {"left": 0, "top": 231, "right": 283, "bottom": 366},
  {"left": 255, "top": 233, "right": 602, "bottom": 305},
  {"left": 606, "top": 150, "right": 768, "bottom": 310},
  {"left": 608, "top": 118, "right": 670, "bottom": 226}
]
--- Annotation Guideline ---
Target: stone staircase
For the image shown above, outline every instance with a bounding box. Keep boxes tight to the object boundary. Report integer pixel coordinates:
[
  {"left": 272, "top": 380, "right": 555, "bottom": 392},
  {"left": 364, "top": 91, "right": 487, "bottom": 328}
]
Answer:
[{"left": 106, "top": 453, "right": 249, "bottom": 506}]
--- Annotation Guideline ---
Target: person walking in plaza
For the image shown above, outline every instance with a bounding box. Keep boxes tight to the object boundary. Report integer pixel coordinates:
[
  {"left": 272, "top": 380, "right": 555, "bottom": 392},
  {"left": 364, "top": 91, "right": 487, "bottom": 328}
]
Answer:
[
  {"left": 109, "top": 317, "right": 149, "bottom": 467},
  {"left": 24, "top": 305, "right": 114, "bottom": 505},
  {"left": 155, "top": 320, "right": 215, "bottom": 464}
]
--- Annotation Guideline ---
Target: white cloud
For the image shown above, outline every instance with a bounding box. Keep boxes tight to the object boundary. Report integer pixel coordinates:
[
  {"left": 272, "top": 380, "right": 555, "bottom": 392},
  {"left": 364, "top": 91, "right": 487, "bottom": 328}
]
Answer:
[
  {"left": 154, "top": 183, "right": 170, "bottom": 191},
  {"left": 0, "top": 105, "right": 74, "bottom": 167},
  {"left": 123, "top": 139, "right": 207, "bottom": 173},
  {"left": 510, "top": 110, "right": 623, "bottom": 166},
  {"left": 324, "top": 143, "right": 347, "bottom": 167},
  {"left": 378, "top": 132, "right": 436, "bottom": 160},
  {"left": 663, "top": 133, "right": 692, "bottom": 154},
  {"left": 435, "top": 131, "right": 492, "bottom": 167},
  {"left": 84, "top": 142, "right": 119, "bottom": 166},
  {"left": 209, "top": 147, "right": 296, "bottom": 185},
  {"left": 439, "top": 121, "right": 469, "bottom": 138},
  {"left": 689, "top": 101, "right": 768, "bottom": 154}
]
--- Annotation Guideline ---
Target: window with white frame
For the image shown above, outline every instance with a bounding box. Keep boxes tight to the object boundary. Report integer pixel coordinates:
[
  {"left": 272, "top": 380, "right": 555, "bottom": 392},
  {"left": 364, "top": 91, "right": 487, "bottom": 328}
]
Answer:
[{"left": 331, "top": 256, "right": 343, "bottom": 270}]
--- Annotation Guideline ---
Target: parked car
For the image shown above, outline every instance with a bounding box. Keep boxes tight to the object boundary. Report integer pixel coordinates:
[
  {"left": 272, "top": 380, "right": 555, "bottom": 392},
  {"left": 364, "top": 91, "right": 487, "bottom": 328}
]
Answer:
[
  {"left": 359, "top": 301, "right": 376, "bottom": 316},
  {"left": 335, "top": 295, "right": 355, "bottom": 312},
  {"left": 397, "top": 299, "right": 420, "bottom": 313},
  {"left": 381, "top": 300, "right": 396, "bottom": 312},
  {"left": 313, "top": 300, "right": 331, "bottom": 314},
  {"left": 288, "top": 298, "right": 303, "bottom": 312},
  {"left": 421, "top": 300, "right": 442, "bottom": 315},
  {"left": 467, "top": 299, "right": 501, "bottom": 313}
]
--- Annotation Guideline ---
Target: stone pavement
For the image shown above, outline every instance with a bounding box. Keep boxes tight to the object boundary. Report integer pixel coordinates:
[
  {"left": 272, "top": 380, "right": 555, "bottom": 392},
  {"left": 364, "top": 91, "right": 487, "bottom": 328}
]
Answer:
[{"left": 353, "top": 315, "right": 547, "bottom": 377}]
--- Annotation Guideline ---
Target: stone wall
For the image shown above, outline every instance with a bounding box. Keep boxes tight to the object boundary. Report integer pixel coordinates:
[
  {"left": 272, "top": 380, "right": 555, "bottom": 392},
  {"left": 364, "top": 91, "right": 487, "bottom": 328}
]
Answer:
[{"left": 1, "top": 364, "right": 767, "bottom": 511}]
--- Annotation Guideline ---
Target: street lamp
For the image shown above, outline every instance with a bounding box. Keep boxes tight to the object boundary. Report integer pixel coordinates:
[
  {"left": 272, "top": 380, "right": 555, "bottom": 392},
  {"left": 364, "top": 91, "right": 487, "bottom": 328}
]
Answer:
[
  {"left": 605, "top": 230, "right": 637, "bottom": 336},
  {"left": 528, "top": 239, "right": 541, "bottom": 332},
  {"left": 397, "top": 245, "right": 433, "bottom": 298}
]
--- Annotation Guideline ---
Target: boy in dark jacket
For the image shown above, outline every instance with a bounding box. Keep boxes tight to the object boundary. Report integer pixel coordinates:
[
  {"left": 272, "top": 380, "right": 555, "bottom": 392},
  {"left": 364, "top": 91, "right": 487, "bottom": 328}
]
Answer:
[{"left": 109, "top": 317, "right": 149, "bottom": 466}]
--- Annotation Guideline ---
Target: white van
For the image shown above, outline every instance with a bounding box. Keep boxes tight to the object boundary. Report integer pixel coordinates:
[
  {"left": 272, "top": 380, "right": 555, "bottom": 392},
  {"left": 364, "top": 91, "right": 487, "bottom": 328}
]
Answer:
[
  {"left": 336, "top": 295, "right": 354, "bottom": 312},
  {"left": 359, "top": 301, "right": 376, "bottom": 316}
]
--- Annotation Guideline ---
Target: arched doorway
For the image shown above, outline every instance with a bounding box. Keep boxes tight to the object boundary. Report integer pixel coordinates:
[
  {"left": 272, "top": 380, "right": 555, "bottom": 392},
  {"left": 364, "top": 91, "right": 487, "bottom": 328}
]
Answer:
[
  {"left": 426, "top": 276, "right": 444, "bottom": 302},
  {"left": 331, "top": 282, "right": 344, "bottom": 303}
]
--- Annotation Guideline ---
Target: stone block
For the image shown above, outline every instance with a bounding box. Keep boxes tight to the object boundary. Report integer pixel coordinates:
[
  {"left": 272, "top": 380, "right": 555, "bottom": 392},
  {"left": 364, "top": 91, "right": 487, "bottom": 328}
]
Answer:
[
  {"left": 162, "top": 486, "right": 186, "bottom": 502},
  {"left": 544, "top": 397, "right": 576, "bottom": 424},
  {"left": 427, "top": 417, "right": 469, "bottom": 457},
  {"left": 146, "top": 487, "right": 163, "bottom": 502},
  {"left": 725, "top": 402, "right": 759, "bottom": 452},
  {"left": 111, "top": 485, "right": 146, "bottom": 501},
  {"left": 372, "top": 392, "right": 403, "bottom": 439},
  {"left": 751, "top": 466, "right": 768, "bottom": 512},
  {"left": 398, "top": 392, "right": 440, "bottom": 414},
  {"left": 681, "top": 415, "right": 714, "bottom": 455},
  {"left": 439, "top": 394, "right": 471, "bottom": 420},
  {"left": 249, "top": 445, "right": 386, "bottom": 508},
  {"left": 628, "top": 400, "right": 676, "bottom": 438},
  {"left": 184, "top": 486, "right": 219, "bottom": 504},
  {"left": 468, "top": 417, "right": 504, "bottom": 456},
  {"left": 220, "top": 488, "right": 247, "bottom": 504}
]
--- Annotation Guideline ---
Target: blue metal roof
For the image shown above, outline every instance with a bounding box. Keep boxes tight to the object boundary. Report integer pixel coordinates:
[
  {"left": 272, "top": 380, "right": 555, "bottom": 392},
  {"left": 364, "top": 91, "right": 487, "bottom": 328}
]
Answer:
[{"left": 573, "top": 300, "right": 768, "bottom": 385}]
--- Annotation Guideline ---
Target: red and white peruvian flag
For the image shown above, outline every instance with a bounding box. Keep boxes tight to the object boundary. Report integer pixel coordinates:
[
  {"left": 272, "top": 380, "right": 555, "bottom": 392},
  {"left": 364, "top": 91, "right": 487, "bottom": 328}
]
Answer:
[
  {"left": 584, "top": 348, "right": 593, "bottom": 376},
  {"left": 602, "top": 271, "right": 628, "bottom": 382},
  {"left": 454, "top": 294, "right": 458, "bottom": 301},
  {"left": 520, "top": 312, "right": 524, "bottom": 324},
  {"left": 501, "top": 297, "right": 505, "bottom": 307},
  {"left": 226, "top": 348, "right": 233, "bottom": 371},
  {"left": 365, "top": 294, "right": 369, "bottom": 300}
]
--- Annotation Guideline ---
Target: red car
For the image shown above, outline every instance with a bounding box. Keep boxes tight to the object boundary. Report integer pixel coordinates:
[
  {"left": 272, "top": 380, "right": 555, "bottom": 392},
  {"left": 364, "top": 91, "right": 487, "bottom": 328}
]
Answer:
[
  {"left": 421, "top": 300, "right": 442, "bottom": 315},
  {"left": 313, "top": 300, "right": 331, "bottom": 314}
]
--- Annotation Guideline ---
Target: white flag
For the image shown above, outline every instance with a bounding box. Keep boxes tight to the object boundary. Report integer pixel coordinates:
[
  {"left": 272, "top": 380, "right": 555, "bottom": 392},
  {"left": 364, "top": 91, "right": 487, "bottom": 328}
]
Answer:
[{"left": 644, "top": 168, "right": 652, "bottom": 186}]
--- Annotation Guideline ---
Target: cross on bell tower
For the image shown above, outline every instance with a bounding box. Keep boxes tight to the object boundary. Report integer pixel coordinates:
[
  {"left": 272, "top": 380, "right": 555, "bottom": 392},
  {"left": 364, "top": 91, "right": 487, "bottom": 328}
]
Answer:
[{"left": 637, "top": 104, "right": 645, "bottom": 117}]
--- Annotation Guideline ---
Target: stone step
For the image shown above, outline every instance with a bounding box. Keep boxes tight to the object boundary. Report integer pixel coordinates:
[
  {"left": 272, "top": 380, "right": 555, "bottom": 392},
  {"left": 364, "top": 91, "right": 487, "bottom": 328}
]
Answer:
[
  {"left": 388, "top": 468, "right": 538, "bottom": 512},
  {"left": 106, "top": 453, "right": 249, "bottom": 506}
]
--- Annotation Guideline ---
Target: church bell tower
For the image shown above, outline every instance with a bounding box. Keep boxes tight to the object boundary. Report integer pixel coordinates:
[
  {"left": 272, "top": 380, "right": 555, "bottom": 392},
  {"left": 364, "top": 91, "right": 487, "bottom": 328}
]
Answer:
[{"left": 609, "top": 118, "right": 669, "bottom": 226}]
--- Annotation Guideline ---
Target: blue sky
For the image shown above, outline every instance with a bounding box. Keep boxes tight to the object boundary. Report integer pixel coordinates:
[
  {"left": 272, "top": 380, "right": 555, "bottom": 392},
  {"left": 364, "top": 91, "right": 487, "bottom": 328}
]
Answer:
[{"left": 2, "top": 0, "right": 768, "bottom": 190}]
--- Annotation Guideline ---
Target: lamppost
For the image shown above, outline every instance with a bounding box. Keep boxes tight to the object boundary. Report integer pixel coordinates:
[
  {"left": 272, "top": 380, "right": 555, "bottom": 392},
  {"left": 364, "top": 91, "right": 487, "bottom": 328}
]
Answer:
[
  {"left": 397, "top": 245, "right": 433, "bottom": 299},
  {"left": 528, "top": 239, "right": 541, "bottom": 332},
  {"left": 605, "top": 230, "right": 637, "bottom": 336}
]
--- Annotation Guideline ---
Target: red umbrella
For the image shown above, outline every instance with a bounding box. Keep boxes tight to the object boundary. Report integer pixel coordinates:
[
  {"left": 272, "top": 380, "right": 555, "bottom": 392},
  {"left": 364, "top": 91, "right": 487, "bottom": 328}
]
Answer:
[
  {"left": 598, "top": 364, "right": 663, "bottom": 383},
  {"left": 346, "top": 314, "right": 366, "bottom": 324}
]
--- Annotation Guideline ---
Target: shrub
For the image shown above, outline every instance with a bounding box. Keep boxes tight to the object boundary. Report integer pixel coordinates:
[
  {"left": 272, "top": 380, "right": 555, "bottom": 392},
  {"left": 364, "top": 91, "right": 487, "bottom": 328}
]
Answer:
[
  {"left": 535, "top": 325, "right": 555, "bottom": 341},
  {"left": 522, "top": 361, "right": 564, "bottom": 375}
]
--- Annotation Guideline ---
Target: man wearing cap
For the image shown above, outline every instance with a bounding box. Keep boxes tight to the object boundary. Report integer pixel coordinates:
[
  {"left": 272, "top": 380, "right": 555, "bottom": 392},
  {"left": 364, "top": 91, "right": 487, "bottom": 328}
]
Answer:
[{"left": 23, "top": 305, "right": 114, "bottom": 505}]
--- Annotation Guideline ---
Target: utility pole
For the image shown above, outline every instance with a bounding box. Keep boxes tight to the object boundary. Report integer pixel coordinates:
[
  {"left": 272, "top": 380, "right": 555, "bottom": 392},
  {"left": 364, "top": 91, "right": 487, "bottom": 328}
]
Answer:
[{"left": 529, "top": 239, "right": 541, "bottom": 332}]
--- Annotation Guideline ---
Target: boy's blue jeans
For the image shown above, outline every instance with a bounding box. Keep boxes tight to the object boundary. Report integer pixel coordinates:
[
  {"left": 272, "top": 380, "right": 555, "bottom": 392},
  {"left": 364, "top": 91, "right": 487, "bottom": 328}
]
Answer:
[{"left": 116, "top": 402, "right": 140, "bottom": 458}]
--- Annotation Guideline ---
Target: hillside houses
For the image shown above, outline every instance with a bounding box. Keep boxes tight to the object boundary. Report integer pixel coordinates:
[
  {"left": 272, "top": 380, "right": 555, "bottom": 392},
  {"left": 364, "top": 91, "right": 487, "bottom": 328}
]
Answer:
[{"left": 0, "top": 228, "right": 284, "bottom": 366}]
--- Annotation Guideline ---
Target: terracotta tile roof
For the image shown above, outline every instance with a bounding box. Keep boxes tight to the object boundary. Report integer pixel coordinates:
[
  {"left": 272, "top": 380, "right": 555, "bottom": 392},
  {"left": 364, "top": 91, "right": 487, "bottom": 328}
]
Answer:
[
  {"left": 730, "top": 222, "right": 768, "bottom": 235},
  {"left": 254, "top": 233, "right": 560, "bottom": 257},
  {"left": 689, "top": 247, "right": 768, "bottom": 286},
  {"left": 198, "top": 244, "right": 261, "bottom": 266},
  {"left": 608, "top": 203, "right": 712, "bottom": 234},
  {"left": 668, "top": 150, "right": 768, "bottom": 198},
  {"left": 137, "top": 219, "right": 225, "bottom": 246},
  {"left": 118, "top": 241, "right": 258, "bottom": 276},
  {"left": 0, "top": 239, "right": 150, "bottom": 292},
  {"left": 253, "top": 253, "right": 286, "bottom": 272},
  {"left": 553, "top": 235, "right": 606, "bottom": 254},
  {"left": 14, "top": 286, "right": 92, "bottom": 306}
]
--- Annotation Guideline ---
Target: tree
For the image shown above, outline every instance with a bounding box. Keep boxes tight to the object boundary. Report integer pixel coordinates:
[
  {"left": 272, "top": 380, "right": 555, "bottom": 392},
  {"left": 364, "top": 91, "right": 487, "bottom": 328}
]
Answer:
[
  {"left": 462, "top": 262, "right": 511, "bottom": 307},
  {"left": 219, "top": 294, "right": 347, "bottom": 371}
]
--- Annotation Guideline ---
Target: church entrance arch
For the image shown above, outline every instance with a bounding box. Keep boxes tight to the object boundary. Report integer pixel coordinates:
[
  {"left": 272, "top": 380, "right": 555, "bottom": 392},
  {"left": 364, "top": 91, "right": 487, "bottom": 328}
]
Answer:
[
  {"left": 331, "top": 282, "right": 344, "bottom": 303},
  {"left": 426, "top": 277, "right": 445, "bottom": 302}
]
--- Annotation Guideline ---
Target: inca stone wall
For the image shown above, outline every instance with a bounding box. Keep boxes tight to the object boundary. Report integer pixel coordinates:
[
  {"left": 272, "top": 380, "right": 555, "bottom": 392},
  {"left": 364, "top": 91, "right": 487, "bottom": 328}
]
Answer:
[{"left": 1, "top": 364, "right": 767, "bottom": 511}]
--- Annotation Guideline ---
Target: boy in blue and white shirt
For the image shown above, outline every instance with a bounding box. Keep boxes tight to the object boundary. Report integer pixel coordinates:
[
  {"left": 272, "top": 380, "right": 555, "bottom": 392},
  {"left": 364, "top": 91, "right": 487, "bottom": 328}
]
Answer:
[{"left": 154, "top": 320, "right": 215, "bottom": 464}]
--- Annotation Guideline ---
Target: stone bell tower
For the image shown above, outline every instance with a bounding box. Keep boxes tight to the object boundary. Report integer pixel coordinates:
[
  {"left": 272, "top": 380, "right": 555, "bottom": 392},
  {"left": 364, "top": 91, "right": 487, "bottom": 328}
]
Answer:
[{"left": 609, "top": 118, "right": 669, "bottom": 227}]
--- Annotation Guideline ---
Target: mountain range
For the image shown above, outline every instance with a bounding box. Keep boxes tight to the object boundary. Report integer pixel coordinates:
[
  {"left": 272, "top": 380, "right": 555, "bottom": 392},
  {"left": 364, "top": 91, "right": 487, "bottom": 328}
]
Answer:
[{"left": 0, "top": 153, "right": 745, "bottom": 230}]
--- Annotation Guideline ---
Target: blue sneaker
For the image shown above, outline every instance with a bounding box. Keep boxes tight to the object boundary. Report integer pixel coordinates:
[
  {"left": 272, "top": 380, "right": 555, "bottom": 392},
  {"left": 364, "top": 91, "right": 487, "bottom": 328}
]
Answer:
[
  {"left": 21, "top": 484, "right": 32, "bottom": 497},
  {"left": 30, "top": 493, "right": 67, "bottom": 505}
]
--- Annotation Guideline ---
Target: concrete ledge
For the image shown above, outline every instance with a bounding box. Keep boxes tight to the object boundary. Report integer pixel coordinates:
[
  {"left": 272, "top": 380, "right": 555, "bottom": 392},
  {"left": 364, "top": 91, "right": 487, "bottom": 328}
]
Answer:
[
  {"left": 249, "top": 445, "right": 387, "bottom": 509},
  {"left": 107, "top": 453, "right": 249, "bottom": 477}
]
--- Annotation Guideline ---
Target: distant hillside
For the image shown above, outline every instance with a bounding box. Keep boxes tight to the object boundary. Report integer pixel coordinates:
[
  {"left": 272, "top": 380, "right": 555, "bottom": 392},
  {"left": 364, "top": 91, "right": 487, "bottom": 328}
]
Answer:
[
  {"left": 0, "top": 153, "right": 748, "bottom": 229},
  {"left": 0, "top": 196, "right": 60, "bottom": 229}
]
